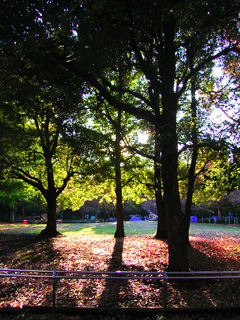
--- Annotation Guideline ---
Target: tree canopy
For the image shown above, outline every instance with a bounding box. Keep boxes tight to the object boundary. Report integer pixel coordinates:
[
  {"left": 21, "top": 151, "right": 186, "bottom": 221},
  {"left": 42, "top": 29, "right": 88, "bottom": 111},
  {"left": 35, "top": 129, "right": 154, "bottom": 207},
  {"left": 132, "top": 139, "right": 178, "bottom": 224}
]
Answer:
[{"left": 0, "top": 0, "right": 239, "bottom": 270}]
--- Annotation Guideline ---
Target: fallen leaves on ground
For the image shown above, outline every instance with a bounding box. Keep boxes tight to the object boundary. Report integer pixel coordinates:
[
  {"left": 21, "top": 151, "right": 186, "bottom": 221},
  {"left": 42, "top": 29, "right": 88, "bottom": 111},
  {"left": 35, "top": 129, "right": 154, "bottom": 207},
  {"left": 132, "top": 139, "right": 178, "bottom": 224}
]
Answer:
[{"left": 0, "top": 228, "right": 240, "bottom": 320}]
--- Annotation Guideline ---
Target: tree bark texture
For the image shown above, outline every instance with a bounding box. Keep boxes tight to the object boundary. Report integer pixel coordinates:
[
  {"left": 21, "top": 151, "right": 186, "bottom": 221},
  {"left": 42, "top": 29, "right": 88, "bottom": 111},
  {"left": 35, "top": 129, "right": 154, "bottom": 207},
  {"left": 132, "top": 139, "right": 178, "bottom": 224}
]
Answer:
[
  {"left": 39, "top": 153, "right": 59, "bottom": 237},
  {"left": 160, "top": 20, "right": 189, "bottom": 271},
  {"left": 39, "top": 192, "right": 59, "bottom": 237},
  {"left": 184, "top": 149, "right": 198, "bottom": 245},
  {"left": 114, "top": 110, "right": 125, "bottom": 238},
  {"left": 184, "top": 50, "right": 198, "bottom": 245},
  {"left": 154, "top": 132, "right": 168, "bottom": 239}
]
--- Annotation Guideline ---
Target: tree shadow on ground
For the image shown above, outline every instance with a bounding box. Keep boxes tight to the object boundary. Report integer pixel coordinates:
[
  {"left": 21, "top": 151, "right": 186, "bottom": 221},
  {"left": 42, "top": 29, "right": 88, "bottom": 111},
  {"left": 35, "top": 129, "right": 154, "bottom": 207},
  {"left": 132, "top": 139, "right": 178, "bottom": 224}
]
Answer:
[
  {"left": 98, "top": 237, "right": 167, "bottom": 308},
  {"left": 0, "top": 233, "right": 76, "bottom": 308},
  {"left": 0, "top": 233, "right": 62, "bottom": 268},
  {"left": 164, "top": 240, "right": 240, "bottom": 309},
  {"left": 98, "top": 237, "right": 128, "bottom": 307},
  {"left": 79, "top": 237, "right": 155, "bottom": 308}
]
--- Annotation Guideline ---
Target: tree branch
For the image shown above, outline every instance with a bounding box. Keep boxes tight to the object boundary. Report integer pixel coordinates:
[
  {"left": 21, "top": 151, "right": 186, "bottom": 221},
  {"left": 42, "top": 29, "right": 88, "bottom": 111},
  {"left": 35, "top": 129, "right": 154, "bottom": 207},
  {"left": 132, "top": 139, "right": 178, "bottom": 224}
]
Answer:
[
  {"left": 100, "top": 76, "right": 152, "bottom": 107},
  {"left": 56, "top": 171, "right": 75, "bottom": 197},
  {"left": 178, "top": 141, "right": 224, "bottom": 155},
  {"left": 11, "top": 168, "right": 45, "bottom": 195},
  {"left": 177, "top": 46, "right": 238, "bottom": 98},
  {"left": 65, "top": 61, "right": 157, "bottom": 125}
]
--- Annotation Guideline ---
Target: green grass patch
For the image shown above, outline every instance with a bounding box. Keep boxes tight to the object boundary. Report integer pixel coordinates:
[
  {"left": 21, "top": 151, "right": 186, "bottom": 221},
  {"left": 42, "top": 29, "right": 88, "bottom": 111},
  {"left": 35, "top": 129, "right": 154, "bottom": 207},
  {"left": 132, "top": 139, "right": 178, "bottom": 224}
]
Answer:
[
  {"left": 0, "top": 224, "right": 45, "bottom": 234},
  {"left": 189, "top": 222, "right": 240, "bottom": 236},
  {"left": 0, "top": 221, "right": 158, "bottom": 235},
  {"left": 0, "top": 221, "right": 239, "bottom": 236},
  {"left": 60, "top": 221, "right": 158, "bottom": 235}
]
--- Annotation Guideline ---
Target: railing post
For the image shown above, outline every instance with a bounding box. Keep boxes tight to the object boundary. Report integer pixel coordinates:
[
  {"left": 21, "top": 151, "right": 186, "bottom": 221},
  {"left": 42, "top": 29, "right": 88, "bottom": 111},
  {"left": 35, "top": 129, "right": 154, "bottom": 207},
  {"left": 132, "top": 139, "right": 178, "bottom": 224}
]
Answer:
[
  {"left": 52, "top": 269, "right": 57, "bottom": 312},
  {"left": 163, "top": 272, "right": 168, "bottom": 318}
]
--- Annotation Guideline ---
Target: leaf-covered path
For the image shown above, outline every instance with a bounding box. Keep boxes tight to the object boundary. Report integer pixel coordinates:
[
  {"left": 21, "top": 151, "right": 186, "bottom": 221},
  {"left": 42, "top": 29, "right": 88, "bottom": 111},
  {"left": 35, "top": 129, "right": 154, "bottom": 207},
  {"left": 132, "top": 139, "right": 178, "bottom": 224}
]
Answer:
[{"left": 0, "top": 224, "right": 240, "bottom": 319}]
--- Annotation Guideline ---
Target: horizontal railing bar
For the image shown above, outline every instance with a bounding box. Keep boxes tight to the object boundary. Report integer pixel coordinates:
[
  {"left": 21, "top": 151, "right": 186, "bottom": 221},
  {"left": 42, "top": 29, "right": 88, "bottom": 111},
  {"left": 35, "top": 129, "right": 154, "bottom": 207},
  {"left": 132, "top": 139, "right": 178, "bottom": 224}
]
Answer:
[
  {"left": 1, "top": 269, "right": 240, "bottom": 276},
  {"left": 0, "top": 268, "right": 53, "bottom": 273},
  {"left": 0, "top": 270, "right": 154, "bottom": 275},
  {"left": 1, "top": 269, "right": 240, "bottom": 281},
  {"left": 1, "top": 274, "right": 240, "bottom": 281},
  {"left": 0, "top": 274, "right": 54, "bottom": 279},
  {"left": 0, "top": 273, "right": 164, "bottom": 280},
  {"left": 2, "top": 269, "right": 240, "bottom": 275},
  {"left": 55, "top": 270, "right": 165, "bottom": 275}
]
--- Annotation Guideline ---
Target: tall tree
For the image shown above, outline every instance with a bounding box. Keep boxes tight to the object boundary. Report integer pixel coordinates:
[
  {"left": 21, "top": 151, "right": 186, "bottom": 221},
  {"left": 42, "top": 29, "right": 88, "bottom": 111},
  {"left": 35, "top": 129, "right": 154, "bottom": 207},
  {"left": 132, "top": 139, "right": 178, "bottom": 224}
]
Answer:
[
  {"left": 1, "top": 0, "right": 239, "bottom": 269},
  {"left": 114, "top": 109, "right": 125, "bottom": 237},
  {"left": 90, "top": 95, "right": 149, "bottom": 237},
  {"left": 65, "top": 0, "right": 238, "bottom": 270},
  {"left": 0, "top": 67, "right": 99, "bottom": 236}
]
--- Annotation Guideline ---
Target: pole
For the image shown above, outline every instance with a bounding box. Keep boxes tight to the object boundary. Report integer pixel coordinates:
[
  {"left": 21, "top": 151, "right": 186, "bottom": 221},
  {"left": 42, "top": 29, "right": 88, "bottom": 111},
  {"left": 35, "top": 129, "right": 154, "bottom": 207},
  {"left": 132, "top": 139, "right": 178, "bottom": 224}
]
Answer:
[{"left": 52, "top": 269, "right": 57, "bottom": 312}]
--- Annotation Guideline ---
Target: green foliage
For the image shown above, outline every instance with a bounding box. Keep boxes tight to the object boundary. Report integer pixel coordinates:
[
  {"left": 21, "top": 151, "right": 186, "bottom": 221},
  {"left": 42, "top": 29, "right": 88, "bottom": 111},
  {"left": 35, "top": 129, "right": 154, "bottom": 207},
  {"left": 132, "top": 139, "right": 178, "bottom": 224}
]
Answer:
[
  {"left": 24, "top": 193, "right": 47, "bottom": 216},
  {"left": 193, "top": 150, "right": 240, "bottom": 204},
  {"left": 0, "top": 179, "right": 33, "bottom": 209}
]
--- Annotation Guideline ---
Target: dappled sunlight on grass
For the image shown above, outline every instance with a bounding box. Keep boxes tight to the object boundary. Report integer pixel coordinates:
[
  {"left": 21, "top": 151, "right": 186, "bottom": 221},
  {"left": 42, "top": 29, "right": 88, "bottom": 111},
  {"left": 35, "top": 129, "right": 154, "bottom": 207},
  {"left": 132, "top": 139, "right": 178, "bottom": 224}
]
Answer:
[
  {"left": 0, "top": 224, "right": 46, "bottom": 234},
  {"left": 59, "top": 221, "right": 158, "bottom": 235},
  {"left": 0, "top": 221, "right": 239, "bottom": 237},
  {"left": 0, "top": 221, "right": 158, "bottom": 235},
  {"left": 58, "top": 222, "right": 116, "bottom": 235},
  {"left": 64, "top": 226, "right": 97, "bottom": 235},
  {"left": 60, "top": 221, "right": 158, "bottom": 235}
]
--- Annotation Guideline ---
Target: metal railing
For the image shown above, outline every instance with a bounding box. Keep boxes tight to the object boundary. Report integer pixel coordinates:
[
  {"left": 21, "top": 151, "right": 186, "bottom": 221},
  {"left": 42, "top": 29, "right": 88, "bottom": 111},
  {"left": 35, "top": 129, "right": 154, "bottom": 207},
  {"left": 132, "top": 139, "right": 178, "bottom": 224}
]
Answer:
[{"left": 1, "top": 269, "right": 240, "bottom": 316}]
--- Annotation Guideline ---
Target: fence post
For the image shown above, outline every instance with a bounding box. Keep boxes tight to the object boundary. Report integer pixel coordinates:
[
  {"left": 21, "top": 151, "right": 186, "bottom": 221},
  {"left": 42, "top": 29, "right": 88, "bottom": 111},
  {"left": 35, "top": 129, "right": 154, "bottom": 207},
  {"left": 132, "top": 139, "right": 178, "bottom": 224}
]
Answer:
[
  {"left": 52, "top": 269, "right": 57, "bottom": 312},
  {"left": 163, "top": 272, "right": 168, "bottom": 318}
]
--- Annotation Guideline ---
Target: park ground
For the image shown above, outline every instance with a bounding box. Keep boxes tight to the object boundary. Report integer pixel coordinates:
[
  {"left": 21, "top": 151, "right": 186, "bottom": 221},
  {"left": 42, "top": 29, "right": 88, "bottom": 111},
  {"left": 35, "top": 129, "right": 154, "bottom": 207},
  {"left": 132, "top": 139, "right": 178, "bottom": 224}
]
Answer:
[{"left": 0, "top": 222, "right": 240, "bottom": 320}]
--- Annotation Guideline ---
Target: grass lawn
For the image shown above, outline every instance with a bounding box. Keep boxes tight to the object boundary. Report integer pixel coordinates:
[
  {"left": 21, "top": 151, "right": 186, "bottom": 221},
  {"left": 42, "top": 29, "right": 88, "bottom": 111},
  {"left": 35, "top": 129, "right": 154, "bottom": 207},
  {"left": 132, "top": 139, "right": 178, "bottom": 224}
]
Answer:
[
  {"left": 0, "top": 220, "right": 159, "bottom": 235},
  {"left": 0, "top": 220, "right": 239, "bottom": 236},
  {"left": 0, "top": 222, "right": 240, "bottom": 320}
]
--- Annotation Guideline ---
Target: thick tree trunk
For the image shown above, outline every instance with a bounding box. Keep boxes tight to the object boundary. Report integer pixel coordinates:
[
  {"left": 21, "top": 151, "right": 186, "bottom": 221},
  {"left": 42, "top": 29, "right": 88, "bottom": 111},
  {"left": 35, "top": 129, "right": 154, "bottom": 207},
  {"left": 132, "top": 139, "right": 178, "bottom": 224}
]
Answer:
[
  {"left": 160, "top": 20, "right": 188, "bottom": 271},
  {"left": 162, "top": 137, "right": 189, "bottom": 271},
  {"left": 115, "top": 179, "right": 125, "bottom": 237},
  {"left": 154, "top": 132, "right": 168, "bottom": 239},
  {"left": 39, "top": 193, "right": 60, "bottom": 237},
  {"left": 38, "top": 148, "right": 62, "bottom": 237},
  {"left": 114, "top": 110, "right": 125, "bottom": 238}
]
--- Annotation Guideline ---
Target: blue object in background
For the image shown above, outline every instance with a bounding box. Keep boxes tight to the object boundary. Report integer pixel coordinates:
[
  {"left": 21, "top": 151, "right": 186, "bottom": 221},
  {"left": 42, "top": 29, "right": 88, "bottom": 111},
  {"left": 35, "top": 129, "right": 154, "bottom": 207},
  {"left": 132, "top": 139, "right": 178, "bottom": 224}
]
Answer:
[
  {"left": 212, "top": 216, "right": 218, "bottom": 223},
  {"left": 190, "top": 216, "right": 198, "bottom": 223},
  {"left": 130, "top": 216, "right": 143, "bottom": 221}
]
